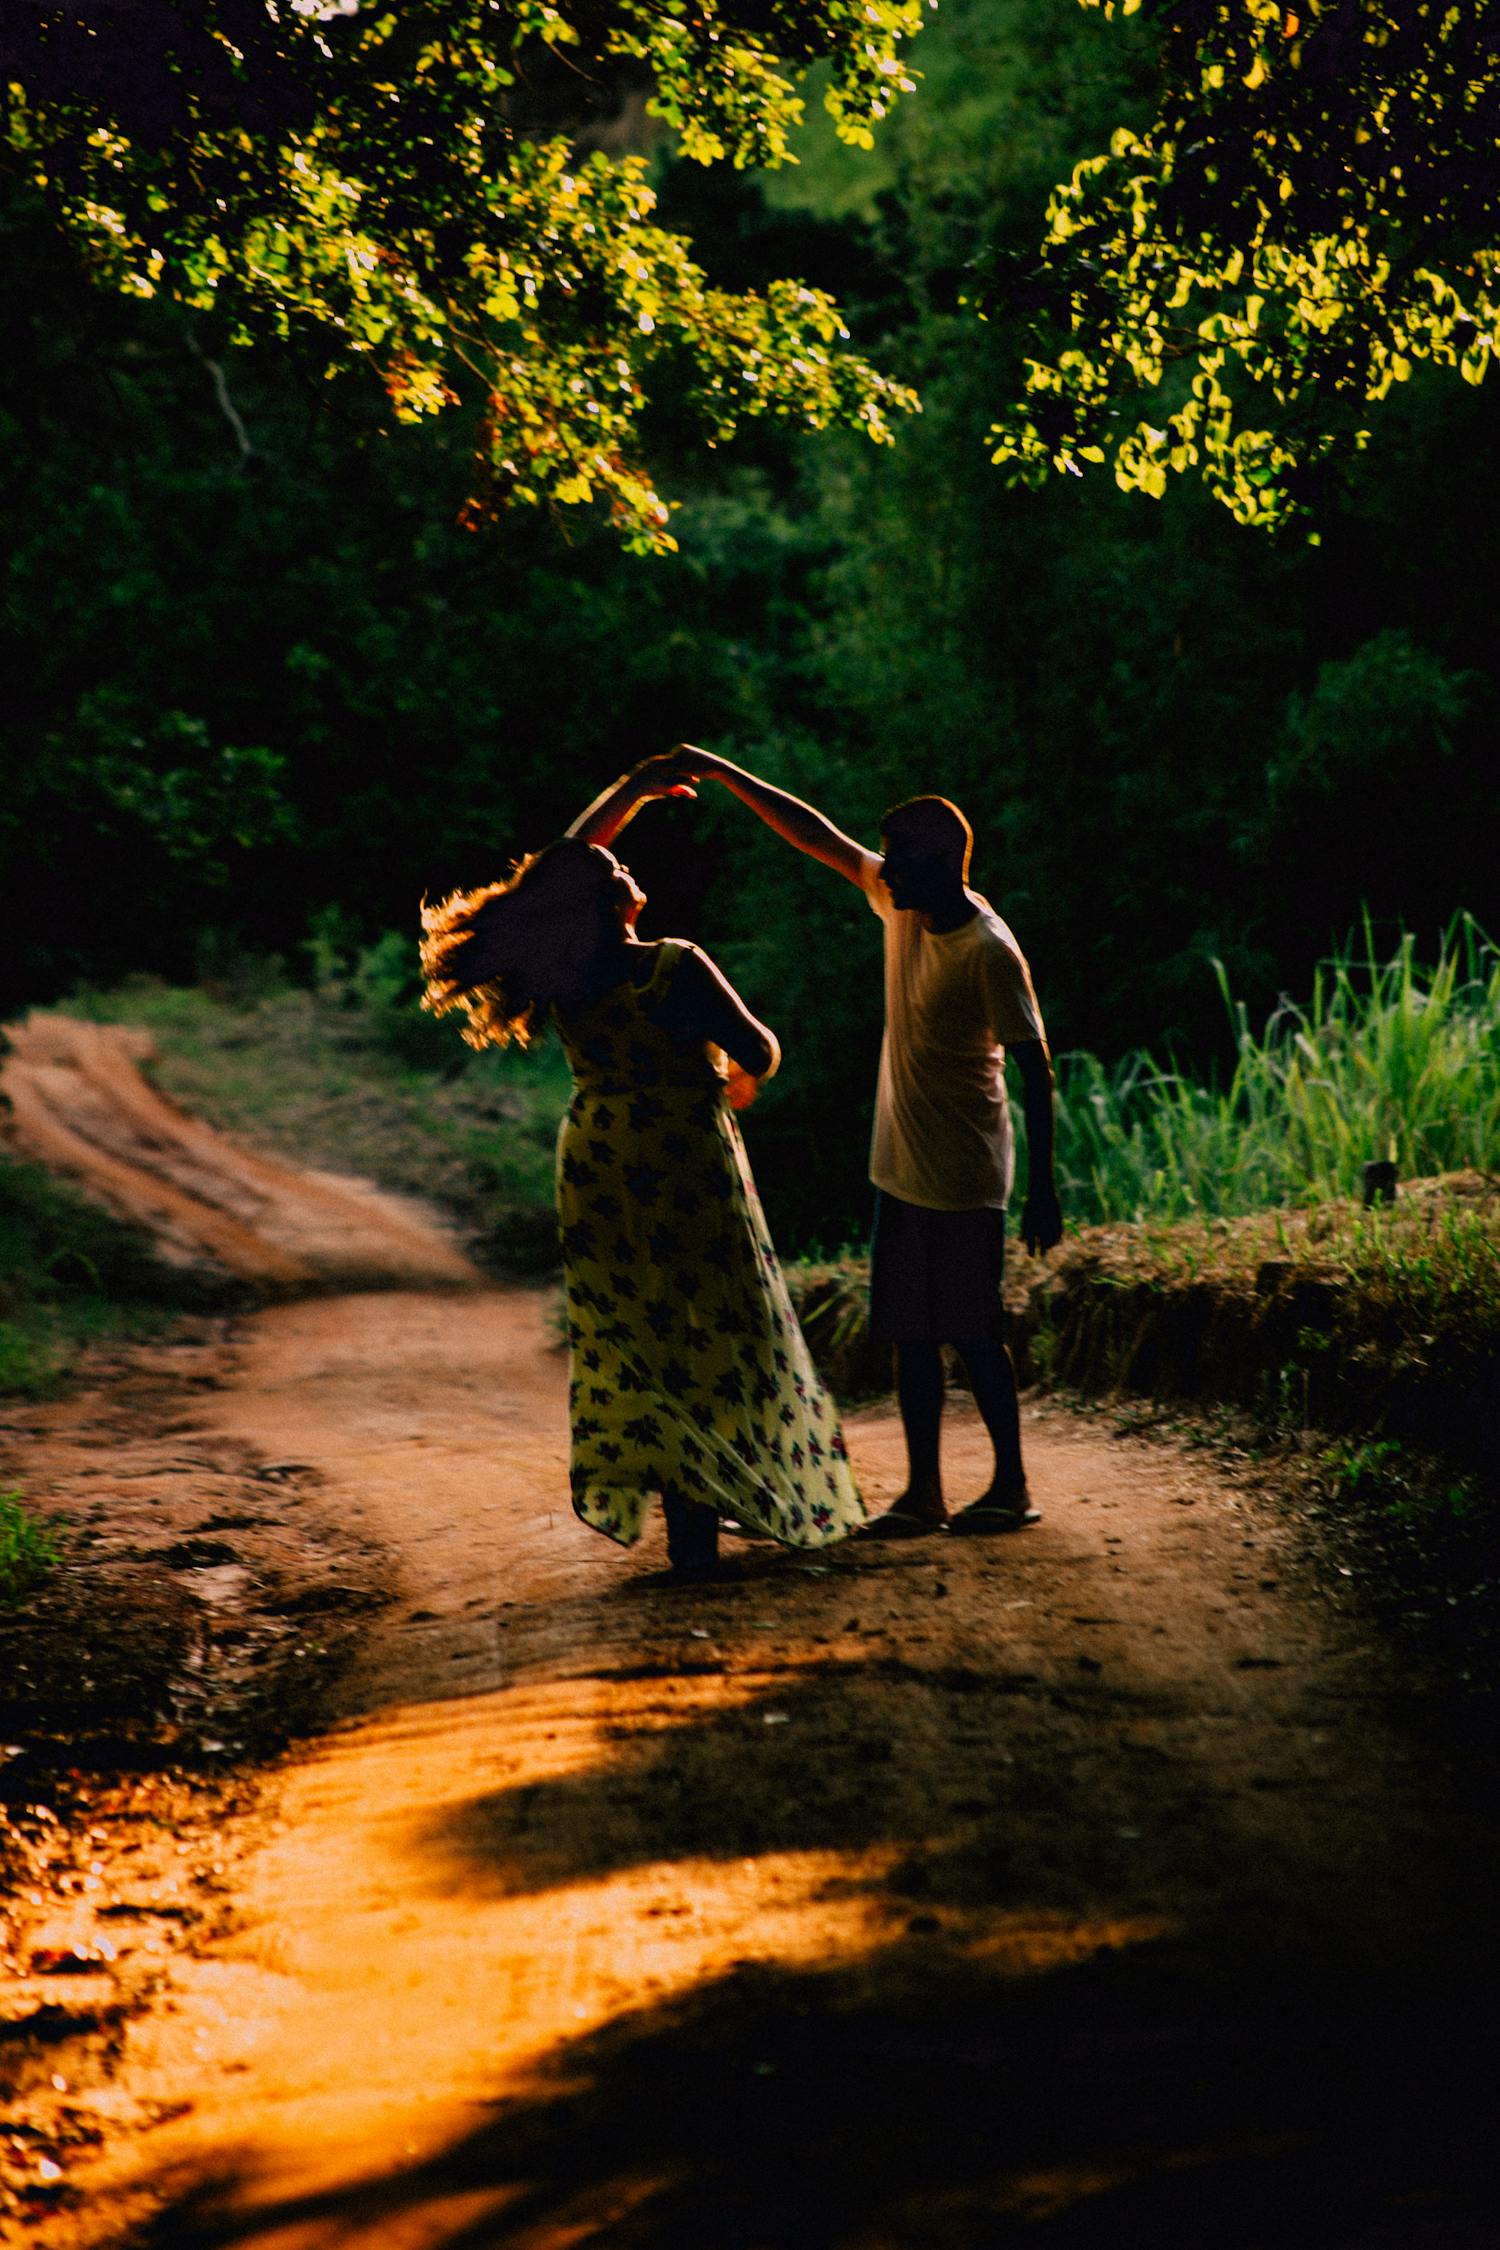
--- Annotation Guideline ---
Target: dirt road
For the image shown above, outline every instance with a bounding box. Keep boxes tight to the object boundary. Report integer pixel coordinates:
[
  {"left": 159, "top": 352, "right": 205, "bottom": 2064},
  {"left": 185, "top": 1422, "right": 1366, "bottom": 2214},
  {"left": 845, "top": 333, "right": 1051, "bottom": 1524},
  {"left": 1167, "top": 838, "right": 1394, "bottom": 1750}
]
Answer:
[
  {"left": 4, "top": 1024, "right": 1498, "bottom": 2246},
  {"left": 1, "top": 1014, "right": 483, "bottom": 1298}
]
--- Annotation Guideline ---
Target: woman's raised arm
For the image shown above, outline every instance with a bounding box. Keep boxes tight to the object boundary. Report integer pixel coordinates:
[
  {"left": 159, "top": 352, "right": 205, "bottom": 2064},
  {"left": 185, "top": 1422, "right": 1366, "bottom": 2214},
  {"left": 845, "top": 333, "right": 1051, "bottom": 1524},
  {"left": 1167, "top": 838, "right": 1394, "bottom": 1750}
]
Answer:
[{"left": 565, "top": 766, "right": 697, "bottom": 850}]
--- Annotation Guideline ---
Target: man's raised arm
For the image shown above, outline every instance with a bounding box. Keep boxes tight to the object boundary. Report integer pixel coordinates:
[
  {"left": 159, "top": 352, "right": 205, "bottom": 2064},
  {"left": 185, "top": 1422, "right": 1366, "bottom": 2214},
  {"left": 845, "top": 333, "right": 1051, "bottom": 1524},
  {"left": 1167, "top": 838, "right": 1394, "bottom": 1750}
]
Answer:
[{"left": 636, "top": 748, "right": 876, "bottom": 888}]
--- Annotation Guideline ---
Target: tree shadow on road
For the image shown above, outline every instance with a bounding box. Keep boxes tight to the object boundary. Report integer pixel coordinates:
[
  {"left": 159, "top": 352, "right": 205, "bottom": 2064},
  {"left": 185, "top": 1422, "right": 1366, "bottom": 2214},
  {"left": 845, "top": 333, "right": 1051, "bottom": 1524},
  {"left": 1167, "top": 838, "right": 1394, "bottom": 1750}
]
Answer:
[
  {"left": 139, "top": 1520, "right": 1500, "bottom": 2249},
  {"left": 146, "top": 1935, "right": 1499, "bottom": 2249},
  {"left": 408, "top": 1653, "right": 1112, "bottom": 1910}
]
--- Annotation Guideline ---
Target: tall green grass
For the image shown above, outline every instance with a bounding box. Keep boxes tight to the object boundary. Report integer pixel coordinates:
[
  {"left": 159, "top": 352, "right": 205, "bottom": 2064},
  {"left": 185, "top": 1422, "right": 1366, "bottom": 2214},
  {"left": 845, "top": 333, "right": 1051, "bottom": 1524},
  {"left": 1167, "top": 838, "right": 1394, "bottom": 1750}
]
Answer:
[{"left": 1052, "top": 918, "right": 1500, "bottom": 1224}]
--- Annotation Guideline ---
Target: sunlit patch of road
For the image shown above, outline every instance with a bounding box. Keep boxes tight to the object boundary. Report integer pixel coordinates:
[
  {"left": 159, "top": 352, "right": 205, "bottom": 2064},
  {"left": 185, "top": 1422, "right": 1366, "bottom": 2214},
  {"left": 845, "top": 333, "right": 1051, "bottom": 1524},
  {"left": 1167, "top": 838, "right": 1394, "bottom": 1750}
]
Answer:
[{"left": 36, "top": 1283, "right": 1490, "bottom": 2250}]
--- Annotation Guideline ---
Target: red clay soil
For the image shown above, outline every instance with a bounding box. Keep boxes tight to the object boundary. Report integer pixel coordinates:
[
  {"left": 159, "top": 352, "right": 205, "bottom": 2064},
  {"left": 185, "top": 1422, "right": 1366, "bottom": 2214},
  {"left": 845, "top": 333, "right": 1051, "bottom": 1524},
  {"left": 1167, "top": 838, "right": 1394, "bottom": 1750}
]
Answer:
[
  {"left": 2, "top": 1024, "right": 1498, "bottom": 2249},
  {"left": 1, "top": 1015, "right": 484, "bottom": 1298}
]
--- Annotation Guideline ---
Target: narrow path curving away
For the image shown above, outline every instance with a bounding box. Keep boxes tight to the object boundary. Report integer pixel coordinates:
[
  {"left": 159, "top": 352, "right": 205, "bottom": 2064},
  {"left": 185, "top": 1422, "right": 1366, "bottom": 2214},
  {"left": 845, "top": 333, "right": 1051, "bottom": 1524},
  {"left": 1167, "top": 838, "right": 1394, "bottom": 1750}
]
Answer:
[
  {"left": 1, "top": 1014, "right": 484, "bottom": 1297},
  {"left": 3, "top": 1026, "right": 1497, "bottom": 2247}
]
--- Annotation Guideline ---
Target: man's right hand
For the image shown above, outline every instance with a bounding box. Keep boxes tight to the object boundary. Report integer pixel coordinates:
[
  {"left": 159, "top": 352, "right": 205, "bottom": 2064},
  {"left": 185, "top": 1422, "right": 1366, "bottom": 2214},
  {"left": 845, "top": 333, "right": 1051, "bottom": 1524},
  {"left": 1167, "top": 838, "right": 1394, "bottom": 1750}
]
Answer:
[
  {"left": 634, "top": 746, "right": 726, "bottom": 791},
  {"left": 1020, "top": 1182, "right": 1063, "bottom": 1257}
]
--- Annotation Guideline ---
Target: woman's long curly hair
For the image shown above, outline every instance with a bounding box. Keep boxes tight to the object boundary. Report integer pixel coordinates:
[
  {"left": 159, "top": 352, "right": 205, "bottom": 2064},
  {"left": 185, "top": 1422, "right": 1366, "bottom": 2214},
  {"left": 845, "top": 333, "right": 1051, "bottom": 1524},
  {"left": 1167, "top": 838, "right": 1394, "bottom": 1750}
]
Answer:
[{"left": 419, "top": 836, "right": 610, "bottom": 1050}]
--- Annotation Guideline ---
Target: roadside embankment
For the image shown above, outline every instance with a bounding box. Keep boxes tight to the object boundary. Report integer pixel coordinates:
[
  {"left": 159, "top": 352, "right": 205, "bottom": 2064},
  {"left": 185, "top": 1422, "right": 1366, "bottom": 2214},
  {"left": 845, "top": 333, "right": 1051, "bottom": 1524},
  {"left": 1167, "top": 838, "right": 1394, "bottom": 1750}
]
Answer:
[
  {"left": 789, "top": 1173, "right": 1500, "bottom": 1727},
  {"left": 1012, "top": 1172, "right": 1500, "bottom": 1478},
  {"left": 794, "top": 1172, "right": 1499, "bottom": 1478}
]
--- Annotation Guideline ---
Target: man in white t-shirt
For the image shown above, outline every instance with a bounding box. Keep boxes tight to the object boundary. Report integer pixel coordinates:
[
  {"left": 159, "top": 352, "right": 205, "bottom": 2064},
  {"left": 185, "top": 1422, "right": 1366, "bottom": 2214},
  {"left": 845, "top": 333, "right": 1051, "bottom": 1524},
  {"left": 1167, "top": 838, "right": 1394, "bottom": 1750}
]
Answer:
[{"left": 635, "top": 750, "right": 1062, "bottom": 1536}]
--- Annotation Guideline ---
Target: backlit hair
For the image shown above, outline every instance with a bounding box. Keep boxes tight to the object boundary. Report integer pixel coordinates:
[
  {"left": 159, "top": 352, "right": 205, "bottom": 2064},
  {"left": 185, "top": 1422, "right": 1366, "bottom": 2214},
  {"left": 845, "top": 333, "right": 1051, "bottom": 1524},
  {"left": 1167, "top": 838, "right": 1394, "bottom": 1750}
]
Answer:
[
  {"left": 880, "top": 794, "right": 973, "bottom": 875},
  {"left": 419, "top": 836, "right": 609, "bottom": 1050}
]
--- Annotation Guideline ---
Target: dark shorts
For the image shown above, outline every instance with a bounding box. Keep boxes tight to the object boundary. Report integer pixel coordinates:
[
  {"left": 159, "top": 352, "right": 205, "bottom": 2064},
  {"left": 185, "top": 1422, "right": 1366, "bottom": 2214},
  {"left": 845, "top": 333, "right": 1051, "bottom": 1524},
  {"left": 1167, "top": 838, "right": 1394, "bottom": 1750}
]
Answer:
[{"left": 868, "top": 1190, "right": 1007, "bottom": 1345}]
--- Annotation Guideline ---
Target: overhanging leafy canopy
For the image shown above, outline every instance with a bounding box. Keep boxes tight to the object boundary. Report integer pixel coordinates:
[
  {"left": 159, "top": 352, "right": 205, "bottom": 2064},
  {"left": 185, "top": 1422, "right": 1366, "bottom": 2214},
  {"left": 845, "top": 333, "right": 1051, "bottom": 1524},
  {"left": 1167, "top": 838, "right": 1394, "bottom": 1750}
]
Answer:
[
  {"left": 1, "top": 0, "right": 923, "bottom": 549},
  {"left": 987, "top": 0, "right": 1500, "bottom": 530}
]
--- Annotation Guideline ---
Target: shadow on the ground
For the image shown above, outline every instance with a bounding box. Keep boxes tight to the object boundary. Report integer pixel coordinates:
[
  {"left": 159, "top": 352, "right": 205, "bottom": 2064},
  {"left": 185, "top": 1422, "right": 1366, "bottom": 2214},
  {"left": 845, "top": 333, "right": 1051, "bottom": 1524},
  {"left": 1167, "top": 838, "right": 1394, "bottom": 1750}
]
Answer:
[
  {"left": 401, "top": 1576, "right": 1447, "bottom": 1967},
  {"left": 144, "top": 1939, "right": 1499, "bottom": 2249},
  {"left": 408, "top": 1654, "right": 1195, "bottom": 1912},
  {"left": 136, "top": 1501, "right": 1500, "bottom": 2247}
]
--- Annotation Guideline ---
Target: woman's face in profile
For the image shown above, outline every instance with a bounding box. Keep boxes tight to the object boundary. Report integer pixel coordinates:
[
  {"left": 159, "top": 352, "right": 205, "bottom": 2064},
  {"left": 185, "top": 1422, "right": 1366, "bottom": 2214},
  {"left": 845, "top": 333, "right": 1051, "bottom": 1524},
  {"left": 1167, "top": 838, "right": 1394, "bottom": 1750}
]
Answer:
[{"left": 591, "top": 847, "right": 646, "bottom": 933}]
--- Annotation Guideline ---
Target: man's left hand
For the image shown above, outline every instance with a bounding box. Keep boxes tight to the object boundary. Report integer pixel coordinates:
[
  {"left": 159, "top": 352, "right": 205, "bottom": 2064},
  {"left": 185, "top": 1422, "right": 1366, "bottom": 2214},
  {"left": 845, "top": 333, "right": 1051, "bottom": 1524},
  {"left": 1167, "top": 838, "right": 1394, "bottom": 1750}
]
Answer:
[
  {"left": 1020, "top": 1184, "right": 1063, "bottom": 1257},
  {"left": 628, "top": 754, "right": 698, "bottom": 804}
]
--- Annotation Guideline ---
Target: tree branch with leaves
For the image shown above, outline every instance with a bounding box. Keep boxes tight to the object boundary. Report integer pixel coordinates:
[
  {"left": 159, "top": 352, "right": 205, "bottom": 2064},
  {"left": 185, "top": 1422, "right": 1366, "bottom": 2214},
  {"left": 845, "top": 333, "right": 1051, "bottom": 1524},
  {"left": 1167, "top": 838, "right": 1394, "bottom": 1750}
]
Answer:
[
  {"left": 985, "top": 0, "right": 1500, "bottom": 532},
  {"left": 1, "top": 0, "right": 924, "bottom": 549}
]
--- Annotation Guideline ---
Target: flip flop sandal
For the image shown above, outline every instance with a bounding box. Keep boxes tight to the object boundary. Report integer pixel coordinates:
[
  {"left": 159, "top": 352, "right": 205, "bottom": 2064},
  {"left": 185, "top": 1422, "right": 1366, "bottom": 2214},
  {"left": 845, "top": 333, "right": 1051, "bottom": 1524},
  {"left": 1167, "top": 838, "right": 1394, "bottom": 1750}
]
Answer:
[
  {"left": 948, "top": 1501, "right": 1042, "bottom": 1536},
  {"left": 856, "top": 1507, "right": 947, "bottom": 1541}
]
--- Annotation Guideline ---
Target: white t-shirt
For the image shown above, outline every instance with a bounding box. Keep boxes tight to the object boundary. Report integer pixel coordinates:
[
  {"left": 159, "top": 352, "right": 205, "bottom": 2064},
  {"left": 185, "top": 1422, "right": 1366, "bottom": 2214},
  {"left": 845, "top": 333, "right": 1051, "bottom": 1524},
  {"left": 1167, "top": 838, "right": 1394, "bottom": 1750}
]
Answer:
[{"left": 861, "top": 857, "right": 1046, "bottom": 1211}]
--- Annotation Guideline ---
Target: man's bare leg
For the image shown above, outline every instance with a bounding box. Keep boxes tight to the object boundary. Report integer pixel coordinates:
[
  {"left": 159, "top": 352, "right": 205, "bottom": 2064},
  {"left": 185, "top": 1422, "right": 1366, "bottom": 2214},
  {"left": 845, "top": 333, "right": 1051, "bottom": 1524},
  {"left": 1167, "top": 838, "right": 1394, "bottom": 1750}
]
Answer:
[
  {"left": 860, "top": 1341, "right": 947, "bottom": 1536},
  {"left": 947, "top": 1334, "right": 1041, "bottom": 1532}
]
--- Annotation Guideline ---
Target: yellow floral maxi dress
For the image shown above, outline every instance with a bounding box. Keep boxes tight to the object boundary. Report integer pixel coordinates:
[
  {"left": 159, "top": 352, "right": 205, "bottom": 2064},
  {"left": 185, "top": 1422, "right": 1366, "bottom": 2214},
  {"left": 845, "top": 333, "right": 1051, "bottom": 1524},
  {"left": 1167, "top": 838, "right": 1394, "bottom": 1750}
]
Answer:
[{"left": 553, "top": 941, "right": 866, "bottom": 1549}]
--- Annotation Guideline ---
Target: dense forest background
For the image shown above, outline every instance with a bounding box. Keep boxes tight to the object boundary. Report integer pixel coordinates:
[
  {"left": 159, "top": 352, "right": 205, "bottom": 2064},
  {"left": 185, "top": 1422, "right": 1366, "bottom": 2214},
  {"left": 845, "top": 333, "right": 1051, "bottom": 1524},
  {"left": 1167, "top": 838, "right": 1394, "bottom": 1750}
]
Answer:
[{"left": 5, "top": 0, "right": 1498, "bottom": 1250}]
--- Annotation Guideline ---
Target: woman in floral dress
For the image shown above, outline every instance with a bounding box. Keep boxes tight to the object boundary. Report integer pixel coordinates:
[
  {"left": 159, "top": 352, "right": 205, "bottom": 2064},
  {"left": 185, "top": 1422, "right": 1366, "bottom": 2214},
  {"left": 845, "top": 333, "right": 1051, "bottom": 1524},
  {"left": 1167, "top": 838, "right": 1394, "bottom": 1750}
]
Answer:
[{"left": 419, "top": 770, "right": 865, "bottom": 1577}]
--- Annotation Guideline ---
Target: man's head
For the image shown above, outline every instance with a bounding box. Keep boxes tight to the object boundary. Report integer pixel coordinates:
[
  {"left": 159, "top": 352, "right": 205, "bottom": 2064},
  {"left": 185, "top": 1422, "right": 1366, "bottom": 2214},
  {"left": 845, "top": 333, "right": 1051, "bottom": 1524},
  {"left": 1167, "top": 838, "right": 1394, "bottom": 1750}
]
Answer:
[{"left": 878, "top": 796, "right": 973, "bottom": 914}]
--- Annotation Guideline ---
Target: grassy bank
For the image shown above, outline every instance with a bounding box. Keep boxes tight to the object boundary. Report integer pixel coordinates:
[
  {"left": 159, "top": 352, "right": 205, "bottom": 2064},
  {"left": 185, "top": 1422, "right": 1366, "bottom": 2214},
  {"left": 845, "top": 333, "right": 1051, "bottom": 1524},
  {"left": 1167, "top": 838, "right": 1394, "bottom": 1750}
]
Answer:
[
  {"left": 1022, "top": 1176, "right": 1500, "bottom": 1718},
  {"left": 0, "top": 1149, "right": 181, "bottom": 1397},
  {"left": 790, "top": 1175, "right": 1500, "bottom": 1481},
  {"left": 785, "top": 1175, "right": 1499, "bottom": 1727},
  {"left": 1013, "top": 1177, "right": 1499, "bottom": 1462}
]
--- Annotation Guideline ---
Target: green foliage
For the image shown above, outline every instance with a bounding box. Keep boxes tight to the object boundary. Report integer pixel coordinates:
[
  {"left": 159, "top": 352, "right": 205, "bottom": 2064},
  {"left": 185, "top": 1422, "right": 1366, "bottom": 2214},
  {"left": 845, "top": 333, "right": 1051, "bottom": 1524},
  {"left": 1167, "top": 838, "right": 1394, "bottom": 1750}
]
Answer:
[
  {"left": 987, "top": 0, "right": 1500, "bottom": 528},
  {"left": 71, "top": 706, "right": 296, "bottom": 871},
  {"left": 0, "top": 1152, "right": 161, "bottom": 1302},
  {"left": 0, "top": 1153, "right": 168, "bottom": 1395},
  {"left": 317, "top": 921, "right": 458, "bottom": 1074},
  {"left": 0, "top": 173, "right": 839, "bottom": 1010},
  {"left": 0, "top": 1487, "right": 62, "bottom": 1609},
  {"left": 1052, "top": 919, "right": 1500, "bottom": 1224},
  {"left": 2, "top": 0, "right": 921, "bottom": 547},
  {"left": 1262, "top": 630, "right": 1477, "bottom": 859},
  {"left": 8, "top": 0, "right": 1496, "bottom": 546},
  {"left": 1319, "top": 1438, "right": 1477, "bottom": 1526},
  {"left": 0, "top": 1321, "right": 58, "bottom": 1400},
  {"left": 3, "top": 1, "right": 1500, "bottom": 1259}
]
